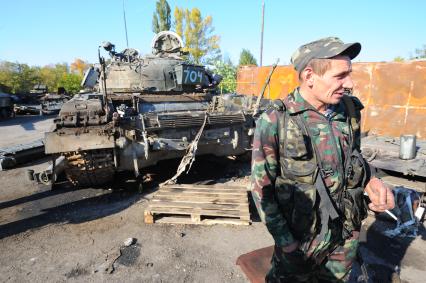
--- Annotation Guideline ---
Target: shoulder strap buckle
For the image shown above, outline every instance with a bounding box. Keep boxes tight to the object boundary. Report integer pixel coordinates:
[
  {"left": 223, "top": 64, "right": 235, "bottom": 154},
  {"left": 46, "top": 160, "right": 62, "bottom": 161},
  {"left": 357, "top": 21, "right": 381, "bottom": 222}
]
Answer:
[
  {"left": 272, "top": 99, "right": 286, "bottom": 112},
  {"left": 320, "top": 168, "right": 334, "bottom": 178}
]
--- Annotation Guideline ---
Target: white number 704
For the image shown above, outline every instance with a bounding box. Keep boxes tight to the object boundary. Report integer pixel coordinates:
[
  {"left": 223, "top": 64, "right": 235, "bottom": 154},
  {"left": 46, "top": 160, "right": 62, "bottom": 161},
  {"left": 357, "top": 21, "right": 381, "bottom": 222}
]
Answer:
[{"left": 183, "top": 69, "right": 203, "bottom": 83}]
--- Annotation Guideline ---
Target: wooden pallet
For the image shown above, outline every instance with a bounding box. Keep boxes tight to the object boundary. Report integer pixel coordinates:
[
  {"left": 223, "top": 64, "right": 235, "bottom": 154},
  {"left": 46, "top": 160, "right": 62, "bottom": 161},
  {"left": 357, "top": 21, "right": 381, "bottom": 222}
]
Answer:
[{"left": 144, "top": 183, "right": 251, "bottom": 225}]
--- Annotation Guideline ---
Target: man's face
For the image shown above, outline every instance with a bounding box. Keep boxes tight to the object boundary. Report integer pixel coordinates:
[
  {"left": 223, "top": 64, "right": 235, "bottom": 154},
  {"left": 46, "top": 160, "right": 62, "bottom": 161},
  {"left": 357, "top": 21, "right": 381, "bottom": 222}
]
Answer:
[{"left": 311, "top": 56, "right": 353, "bottom": 105}]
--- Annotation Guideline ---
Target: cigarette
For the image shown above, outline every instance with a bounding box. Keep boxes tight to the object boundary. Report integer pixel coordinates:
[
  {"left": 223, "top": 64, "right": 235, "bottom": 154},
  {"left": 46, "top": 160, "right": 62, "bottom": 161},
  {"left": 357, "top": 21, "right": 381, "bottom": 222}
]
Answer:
[
  {"left": 363, "top": 191, "right": 398, "bottom": 221},
  {"left": 385, "top": 209, "right": 398, "bottom": 221}
]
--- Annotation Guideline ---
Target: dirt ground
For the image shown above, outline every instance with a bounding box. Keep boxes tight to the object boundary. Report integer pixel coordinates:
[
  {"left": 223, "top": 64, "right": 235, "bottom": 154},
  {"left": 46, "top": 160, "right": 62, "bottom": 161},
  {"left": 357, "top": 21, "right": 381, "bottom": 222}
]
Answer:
[{"left": 0, "top": 116, "right": 425, "bottom": 283}]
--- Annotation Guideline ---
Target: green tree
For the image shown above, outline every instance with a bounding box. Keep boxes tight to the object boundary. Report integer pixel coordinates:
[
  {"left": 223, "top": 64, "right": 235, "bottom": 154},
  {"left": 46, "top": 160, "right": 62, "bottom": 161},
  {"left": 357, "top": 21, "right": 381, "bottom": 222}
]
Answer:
[
  {"left": 0, "top": 61, "right": 18, "bottom": 93},
  {"left": 393, "top": 56, "right": 405, "bottom": 62},
  {"left": 39, "top": 63, "right": 68, "bottom": 92},
  {"left": 212, "top": 59, "right": 236, "bottom": 94},
  {"left": 18, "top": 64, "right": 39, "bottom": 93},
  {"left": 59, "top": 73, "right": 82, "bottom": 95},
  {"left": 0, "top": 61, "right": 39, "bottom": 94},
  {"left": 174, "top": 7, "right": 221, "bottom": 64},
  {"left": 238, "top": 49, "right": 258, "bottom": 66},
  {"left": 152, "top": 0, "right": 171, "bottom": 33},
  {"left": 411, "top": 44, "right": 426, "bottom": 59},
  {"left": 0, "top": 61, "right": 83, "bottom": 95}
]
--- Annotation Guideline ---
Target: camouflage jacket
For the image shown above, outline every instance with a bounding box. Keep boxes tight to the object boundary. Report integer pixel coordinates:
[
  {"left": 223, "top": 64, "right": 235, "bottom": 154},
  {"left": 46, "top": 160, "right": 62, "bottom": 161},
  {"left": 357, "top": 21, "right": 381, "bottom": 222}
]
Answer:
[{"left": 251, "top": 88, "right": 368, "bottom": 249}]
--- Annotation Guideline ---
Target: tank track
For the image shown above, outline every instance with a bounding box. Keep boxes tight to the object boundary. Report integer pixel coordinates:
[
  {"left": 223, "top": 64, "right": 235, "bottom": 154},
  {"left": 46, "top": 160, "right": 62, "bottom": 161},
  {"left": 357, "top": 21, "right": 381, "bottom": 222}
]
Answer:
[{"left": 64, "top": 149, "right": 115, "bottom": 187}]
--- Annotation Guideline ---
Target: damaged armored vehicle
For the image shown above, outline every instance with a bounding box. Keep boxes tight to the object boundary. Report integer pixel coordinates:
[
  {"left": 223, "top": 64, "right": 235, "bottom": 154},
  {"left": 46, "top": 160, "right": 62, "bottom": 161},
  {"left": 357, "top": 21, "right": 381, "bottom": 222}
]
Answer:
[
  {"left": 44, "top": 32, "right": 256, "bottom": 187},
  {"left": 0, "top": 91, "right": 14, "bottom": 119},
  {"left": 40, "top": 88, "right": 70, "bottom": 115},
  {"left": 14, "top": 84, "right": 47, "bottom": 115}
]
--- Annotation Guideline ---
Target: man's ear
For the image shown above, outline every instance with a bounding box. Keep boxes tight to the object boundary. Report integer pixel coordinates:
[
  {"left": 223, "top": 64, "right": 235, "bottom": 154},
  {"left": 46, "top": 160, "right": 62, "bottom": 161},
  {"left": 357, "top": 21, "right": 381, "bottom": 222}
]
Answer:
[{"left": 302, "top": 67, "right": 315, "bottom": 87}]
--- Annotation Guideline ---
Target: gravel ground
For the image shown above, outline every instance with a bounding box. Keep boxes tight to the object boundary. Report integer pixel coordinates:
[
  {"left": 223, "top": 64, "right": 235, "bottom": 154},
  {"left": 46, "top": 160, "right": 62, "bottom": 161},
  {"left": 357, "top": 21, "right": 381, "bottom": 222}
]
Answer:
[{"left": 0, "top": 115, "right": 425, "bottom": 283}]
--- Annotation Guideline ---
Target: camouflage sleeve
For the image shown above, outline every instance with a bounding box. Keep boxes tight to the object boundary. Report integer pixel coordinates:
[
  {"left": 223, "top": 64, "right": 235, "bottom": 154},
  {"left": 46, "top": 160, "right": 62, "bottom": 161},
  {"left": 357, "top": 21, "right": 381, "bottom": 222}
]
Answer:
[{"left": 251, "top": 110, "right": 295, "bottom": 247}]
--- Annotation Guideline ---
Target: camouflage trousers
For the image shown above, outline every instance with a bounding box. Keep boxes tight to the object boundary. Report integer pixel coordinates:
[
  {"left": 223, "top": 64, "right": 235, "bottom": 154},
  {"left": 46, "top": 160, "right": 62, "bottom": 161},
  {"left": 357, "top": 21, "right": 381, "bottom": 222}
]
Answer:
[{"left": 266, "top": 231, "right": 360, "bottom": 283}]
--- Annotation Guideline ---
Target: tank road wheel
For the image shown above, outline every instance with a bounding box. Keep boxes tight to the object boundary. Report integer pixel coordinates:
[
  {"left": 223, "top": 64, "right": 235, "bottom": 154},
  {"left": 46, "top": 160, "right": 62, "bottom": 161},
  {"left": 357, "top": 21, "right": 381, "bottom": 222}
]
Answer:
[{"left": 64, "top": 149, "right": 115, "bottom": 187}]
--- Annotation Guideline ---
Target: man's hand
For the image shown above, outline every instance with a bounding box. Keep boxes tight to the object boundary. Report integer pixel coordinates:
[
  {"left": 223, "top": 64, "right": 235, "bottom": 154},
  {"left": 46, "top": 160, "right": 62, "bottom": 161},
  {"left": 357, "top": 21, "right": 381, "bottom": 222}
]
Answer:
[
  {"left": 365, "top": 177, "right": 395, "bottom": 212},
  {"left": 281, "top": 240, "right": 300, "bottom": 253}
]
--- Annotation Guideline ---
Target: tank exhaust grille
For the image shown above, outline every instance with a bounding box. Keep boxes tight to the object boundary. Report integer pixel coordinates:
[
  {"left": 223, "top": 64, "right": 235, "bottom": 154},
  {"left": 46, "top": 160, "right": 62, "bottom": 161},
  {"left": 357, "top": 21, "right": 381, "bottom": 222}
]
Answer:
[{"left": 145, "top": 113, "right": 246, "bottom": 130}]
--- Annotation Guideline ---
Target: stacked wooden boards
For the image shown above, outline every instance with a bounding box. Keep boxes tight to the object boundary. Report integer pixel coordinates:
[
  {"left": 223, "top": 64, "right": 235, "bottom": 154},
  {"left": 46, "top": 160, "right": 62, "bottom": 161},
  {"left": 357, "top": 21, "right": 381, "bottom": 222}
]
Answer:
[{"left": 144, "top": 183, "right": 251, "bottom": 225}]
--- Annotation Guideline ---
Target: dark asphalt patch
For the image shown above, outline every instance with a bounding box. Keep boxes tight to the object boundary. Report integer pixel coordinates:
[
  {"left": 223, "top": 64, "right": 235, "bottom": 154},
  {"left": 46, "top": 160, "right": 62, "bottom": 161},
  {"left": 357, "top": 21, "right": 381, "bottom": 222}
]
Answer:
[{"left": 117, "top": 244, "right": 141, "bottom": 266}]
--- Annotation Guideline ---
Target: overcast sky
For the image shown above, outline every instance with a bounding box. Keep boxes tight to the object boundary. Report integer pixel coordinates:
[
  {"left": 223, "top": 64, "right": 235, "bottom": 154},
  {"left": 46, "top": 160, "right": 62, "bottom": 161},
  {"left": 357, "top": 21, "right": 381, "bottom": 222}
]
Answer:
[{"left": 1, "top": 0, "right": 425, "bottom": 67}]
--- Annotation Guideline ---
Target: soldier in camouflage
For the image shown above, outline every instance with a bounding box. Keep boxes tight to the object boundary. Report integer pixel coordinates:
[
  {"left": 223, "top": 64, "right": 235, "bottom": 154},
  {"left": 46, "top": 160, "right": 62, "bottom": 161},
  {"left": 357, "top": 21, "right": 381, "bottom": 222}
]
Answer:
[{"left": 251, "top": 37, "right": 395, "bottom": 282}]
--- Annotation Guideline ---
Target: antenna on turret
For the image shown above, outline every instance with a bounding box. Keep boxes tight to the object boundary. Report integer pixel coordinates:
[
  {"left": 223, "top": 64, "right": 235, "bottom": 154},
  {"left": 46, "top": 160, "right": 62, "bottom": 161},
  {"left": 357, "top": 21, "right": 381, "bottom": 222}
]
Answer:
[{"left": 122, "top": 0, "right": 129, "bottom": 48}]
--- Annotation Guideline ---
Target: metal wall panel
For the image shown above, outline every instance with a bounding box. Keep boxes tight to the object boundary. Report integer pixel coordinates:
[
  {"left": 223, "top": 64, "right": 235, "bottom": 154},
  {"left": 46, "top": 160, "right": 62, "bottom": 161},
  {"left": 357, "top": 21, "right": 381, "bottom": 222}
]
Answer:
[{"left": 236, "top": 61, "right": 426, "bottom": 138}]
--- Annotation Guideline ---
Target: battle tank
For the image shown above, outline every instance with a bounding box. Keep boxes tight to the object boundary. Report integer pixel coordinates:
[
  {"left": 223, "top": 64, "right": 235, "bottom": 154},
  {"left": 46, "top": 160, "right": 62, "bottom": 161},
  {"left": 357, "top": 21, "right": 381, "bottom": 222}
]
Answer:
[{"left": 44, "top": 32, "right": 257, "bottom": 187}]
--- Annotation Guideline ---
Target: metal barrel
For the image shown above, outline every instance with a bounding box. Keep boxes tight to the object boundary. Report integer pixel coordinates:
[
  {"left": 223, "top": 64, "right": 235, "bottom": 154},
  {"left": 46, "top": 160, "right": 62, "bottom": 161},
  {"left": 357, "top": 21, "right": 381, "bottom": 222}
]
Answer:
[{"left": 399, "top": 135, "right": 417, "bottom": 160}]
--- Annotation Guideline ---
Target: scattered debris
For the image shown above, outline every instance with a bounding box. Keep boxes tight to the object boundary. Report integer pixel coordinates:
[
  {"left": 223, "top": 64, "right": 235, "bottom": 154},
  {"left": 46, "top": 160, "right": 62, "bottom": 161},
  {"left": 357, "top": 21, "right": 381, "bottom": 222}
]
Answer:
[
  {"left": 95, "top": 248, "right": 122, "bottom": 274},
  {"left": 123, "top": 238, "right": 137, "bottom": 247},
  {"left": 65, "top": 264, "right": 89, "bottom": 279}
]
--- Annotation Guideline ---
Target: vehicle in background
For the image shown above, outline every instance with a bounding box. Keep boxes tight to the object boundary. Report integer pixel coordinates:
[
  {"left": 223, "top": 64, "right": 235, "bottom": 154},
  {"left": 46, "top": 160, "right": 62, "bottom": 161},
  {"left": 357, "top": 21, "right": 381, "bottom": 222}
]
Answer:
[
  {"left": 14, "top": 85, "right": 70, "bottom": 116},
  {"left": 0, "top": 91, "right": 14, "bottom": 119},
  {"left": 40, "top": 88, "right": 70, "bottom": 115},
  {"left": 14, "top": 84, "right": 47, "bottom": 115}
]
